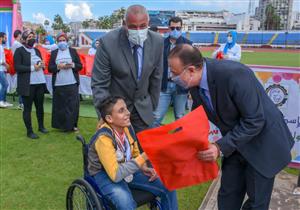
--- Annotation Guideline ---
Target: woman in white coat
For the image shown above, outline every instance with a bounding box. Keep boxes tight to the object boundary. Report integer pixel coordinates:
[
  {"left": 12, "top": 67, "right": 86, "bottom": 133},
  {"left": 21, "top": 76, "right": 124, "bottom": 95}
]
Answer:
[{"left": 212, "top": 30, "right": 241, "bottom": 62}]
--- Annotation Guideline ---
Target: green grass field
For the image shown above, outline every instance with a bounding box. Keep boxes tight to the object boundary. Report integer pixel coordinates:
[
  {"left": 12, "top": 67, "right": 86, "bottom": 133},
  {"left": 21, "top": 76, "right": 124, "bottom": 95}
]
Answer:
[{"left": 0, "top": 50, "right": 299, "bottom": 210}]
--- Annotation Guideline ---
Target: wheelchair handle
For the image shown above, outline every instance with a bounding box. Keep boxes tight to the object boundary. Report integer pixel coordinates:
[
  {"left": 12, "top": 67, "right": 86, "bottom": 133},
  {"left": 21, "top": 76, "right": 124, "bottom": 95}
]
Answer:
[{"left": 76, "top": 135, "right": 86, "bottom": 145}]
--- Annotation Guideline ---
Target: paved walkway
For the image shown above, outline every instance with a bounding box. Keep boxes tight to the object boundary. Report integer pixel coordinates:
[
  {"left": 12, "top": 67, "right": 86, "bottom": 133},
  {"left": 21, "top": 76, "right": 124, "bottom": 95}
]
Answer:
[{"left": 199, "top": 171, "right": 300, "bottom": 210}]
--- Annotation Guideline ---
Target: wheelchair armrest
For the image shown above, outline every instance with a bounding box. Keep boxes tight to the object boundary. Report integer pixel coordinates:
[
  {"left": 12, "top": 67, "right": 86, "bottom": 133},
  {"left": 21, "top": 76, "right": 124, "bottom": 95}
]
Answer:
[{"left": 76, "top": 135, "right": 86, "bottom": 145}]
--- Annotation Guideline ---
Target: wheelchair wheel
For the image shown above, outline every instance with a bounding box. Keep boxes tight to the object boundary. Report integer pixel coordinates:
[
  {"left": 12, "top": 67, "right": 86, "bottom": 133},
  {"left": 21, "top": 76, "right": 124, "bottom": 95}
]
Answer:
[{"left": 66, "top": 178, "right": 103, "bottom": 210}]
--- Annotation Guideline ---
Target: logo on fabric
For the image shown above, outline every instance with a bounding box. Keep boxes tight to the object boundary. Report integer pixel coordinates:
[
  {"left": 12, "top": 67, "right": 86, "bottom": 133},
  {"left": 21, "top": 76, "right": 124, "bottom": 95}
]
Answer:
[{"left": 266, "top": 84, "right": 288, "bottom": 107}]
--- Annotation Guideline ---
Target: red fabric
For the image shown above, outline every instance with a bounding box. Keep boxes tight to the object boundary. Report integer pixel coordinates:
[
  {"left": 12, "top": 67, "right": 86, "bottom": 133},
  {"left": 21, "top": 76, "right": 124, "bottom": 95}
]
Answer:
[
  {"left": 79, "top": 54, "right": 86, "bottom": 75},
  {"left": 36, "top": 46, "right": 51, "bottom": 74},
  {"left": 4, "top": 48, "right": 92, "bottom": 76},
  {"left": 137, "top": 106, "right": 219, "bottom": 190},
  {"left": 84, "top": 55, "right": 95, "bottom": 77},
  {"left": 216, "top": 51, "right": 224, "bottom": 60},
  {"left": 4, "top": 49, "right": 15, "bottom": 75}
]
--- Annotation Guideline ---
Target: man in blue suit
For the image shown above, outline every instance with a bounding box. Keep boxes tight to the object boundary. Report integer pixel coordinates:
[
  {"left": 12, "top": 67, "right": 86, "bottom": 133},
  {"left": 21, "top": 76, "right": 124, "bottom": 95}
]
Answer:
[
  {"left": 168, "top": 44, "right": 294, "bottom": 210},
  {"left": 152, "top": 17, "right": 192, "bottom": 127}
]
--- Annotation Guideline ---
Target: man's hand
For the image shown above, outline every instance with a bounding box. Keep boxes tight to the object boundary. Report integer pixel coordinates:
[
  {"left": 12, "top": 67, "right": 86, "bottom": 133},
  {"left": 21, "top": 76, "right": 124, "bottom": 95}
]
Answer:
[
  {"left": 197, "top": 143, "right": 220, "bottom": 162},
  {"left": 141, "top": 164, "right": 158, "bottom": 182}
]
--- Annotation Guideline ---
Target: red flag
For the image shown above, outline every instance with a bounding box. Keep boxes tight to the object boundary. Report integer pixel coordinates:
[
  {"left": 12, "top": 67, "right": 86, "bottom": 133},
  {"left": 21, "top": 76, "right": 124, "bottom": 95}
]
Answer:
[
  {"left": 4, "top": 49, "right": 15, "bottom": 75},
  {"left": 85, "top": 55, "right": 95, "bottom": 77},
  {"left": 137, "top": 106, "right": 219, "bottom": 190},
  {"left": 216, "top": 51, "right": 224, "bottom": 60},
  {"left": 36, "top": 46, "right": 51, "bottom": 74}
]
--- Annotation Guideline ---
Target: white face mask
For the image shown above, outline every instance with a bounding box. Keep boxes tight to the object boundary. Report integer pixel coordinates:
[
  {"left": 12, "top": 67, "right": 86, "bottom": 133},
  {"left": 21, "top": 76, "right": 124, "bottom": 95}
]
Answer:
[
  {"left": 227, "top": 36, "right": 233, "bottom": 43},
  {"left": 128, "top": 28, "right": 148, "bottom": 46}
]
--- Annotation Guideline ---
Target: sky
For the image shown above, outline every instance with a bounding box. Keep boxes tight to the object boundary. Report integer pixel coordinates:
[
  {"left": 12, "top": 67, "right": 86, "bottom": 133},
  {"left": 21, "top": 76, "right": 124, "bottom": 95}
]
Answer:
[{"left": 21, "top": 0, "right": 300, "bottom": 25}]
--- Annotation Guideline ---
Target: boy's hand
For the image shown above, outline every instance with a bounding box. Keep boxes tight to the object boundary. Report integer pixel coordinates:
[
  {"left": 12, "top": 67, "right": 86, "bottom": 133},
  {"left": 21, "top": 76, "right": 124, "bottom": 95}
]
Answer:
[{"left": 141, "top": 164, "right": 158, "bottom": 182}]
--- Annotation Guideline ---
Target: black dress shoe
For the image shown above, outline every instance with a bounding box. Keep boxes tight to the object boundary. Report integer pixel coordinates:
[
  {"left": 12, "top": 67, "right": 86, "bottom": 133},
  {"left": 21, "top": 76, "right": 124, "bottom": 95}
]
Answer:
[
  {"left": 27, "top": 132, "right": 39, "bottom": 139},
  {"left": 38, "top": 128, "right": 49, "bottom": 134}
]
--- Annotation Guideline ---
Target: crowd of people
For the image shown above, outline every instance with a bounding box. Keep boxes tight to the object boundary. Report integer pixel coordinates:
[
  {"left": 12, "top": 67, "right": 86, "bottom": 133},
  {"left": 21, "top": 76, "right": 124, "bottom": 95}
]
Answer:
[{"left": 0, "top": 4, "right": 295, "bottom": 210}]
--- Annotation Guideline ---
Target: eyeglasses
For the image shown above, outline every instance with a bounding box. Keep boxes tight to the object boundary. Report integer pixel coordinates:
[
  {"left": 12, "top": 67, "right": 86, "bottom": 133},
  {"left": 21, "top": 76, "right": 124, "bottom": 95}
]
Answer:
[{"left": 170, "top": 26, "right": 182, "bottom": 31}]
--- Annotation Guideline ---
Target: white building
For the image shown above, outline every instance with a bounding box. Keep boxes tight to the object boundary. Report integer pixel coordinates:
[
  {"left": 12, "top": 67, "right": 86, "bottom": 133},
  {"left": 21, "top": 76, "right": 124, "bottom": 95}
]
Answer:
[
  {"left": 176, "top": 10, "right": 259, "bottom": 31},
  {"left": 256, "top": 0, "right": 294, "bottom": 30}
]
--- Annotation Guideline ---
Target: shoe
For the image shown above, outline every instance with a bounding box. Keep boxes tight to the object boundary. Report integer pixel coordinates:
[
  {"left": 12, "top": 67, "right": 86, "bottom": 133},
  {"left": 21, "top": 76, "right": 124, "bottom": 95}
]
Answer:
[
  {"left": 17, "top": 104, "right": 24, "bottom": 110},
  {"left": 0, "top": 101, "right": 8, "bottom": 108},
  {"left": 38, "top": 128, "right": 49, "bottom": 134},
  {"left": 73, "top": 127, "right": 79, "bottom": 131},
  {"left": 4, "top": 102, "right": 13, "bottom": 107},
  {"left": 27, "top": 132, "right": 39, "bottom": 139}
]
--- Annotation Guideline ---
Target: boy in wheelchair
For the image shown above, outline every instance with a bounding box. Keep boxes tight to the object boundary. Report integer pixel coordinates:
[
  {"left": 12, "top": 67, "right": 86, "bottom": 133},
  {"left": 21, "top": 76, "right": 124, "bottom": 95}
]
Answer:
[{"left": 88, "top": 96, "right": 178, "bottom": 210}]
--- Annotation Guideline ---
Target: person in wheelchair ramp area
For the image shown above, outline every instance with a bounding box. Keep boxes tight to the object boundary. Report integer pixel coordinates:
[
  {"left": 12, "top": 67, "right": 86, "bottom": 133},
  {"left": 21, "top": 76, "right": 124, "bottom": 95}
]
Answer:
[{"left": 87, "top": 96, "right": 178, "bottom": 210}]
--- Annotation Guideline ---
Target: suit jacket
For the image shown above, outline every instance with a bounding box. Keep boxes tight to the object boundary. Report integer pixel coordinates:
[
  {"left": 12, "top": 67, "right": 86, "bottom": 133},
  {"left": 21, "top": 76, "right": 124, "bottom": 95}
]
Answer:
[
  {"left": 161, "top": 36, "right": 193, "bottom": 93},
  {"left": 91, "top": 27, "right": 164, "bottom": 125},
  {"left": 48, "top": 47, "right": 82, "bottom": 87},
  {"left": 190, "top": 58, "right": 294, "bottom": 178},
  {"left": 14, "top": 46, "right": 44, "bottom": 96}
]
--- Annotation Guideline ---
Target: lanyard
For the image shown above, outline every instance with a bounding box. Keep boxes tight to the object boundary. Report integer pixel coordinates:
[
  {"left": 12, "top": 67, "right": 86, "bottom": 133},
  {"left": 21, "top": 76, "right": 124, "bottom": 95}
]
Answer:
[{"left": 114, "top": 130, "right": 131, "bottom": 161}]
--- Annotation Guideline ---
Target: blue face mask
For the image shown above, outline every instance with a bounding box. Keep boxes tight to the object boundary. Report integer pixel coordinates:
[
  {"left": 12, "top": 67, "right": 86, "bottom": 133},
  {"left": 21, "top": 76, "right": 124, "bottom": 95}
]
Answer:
[
  {"left": 58, "top": 41, "right": 68, "bottom": 51},
  {"left": 171, "top": 68, "right": 192, "bottom": 89},
  {"left": 169, "top": 29, "right": 182, "bottom": 39}
]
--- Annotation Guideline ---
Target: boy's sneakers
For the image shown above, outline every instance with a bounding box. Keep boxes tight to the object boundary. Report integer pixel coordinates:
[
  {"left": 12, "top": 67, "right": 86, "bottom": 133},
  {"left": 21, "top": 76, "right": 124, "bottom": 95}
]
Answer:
[{"left": 0, "top": 101, "right": 8, "bottom": 108}]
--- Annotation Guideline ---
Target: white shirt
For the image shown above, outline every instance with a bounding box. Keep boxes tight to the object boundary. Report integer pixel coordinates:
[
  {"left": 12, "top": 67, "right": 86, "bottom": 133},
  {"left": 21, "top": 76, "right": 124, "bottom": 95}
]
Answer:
[
  {"left": 212, "top": 43, "right": 241, "bottom": 62},
  {"left": 55, "top": 48, "right": 76, "bottom": 86},
  {"left": 11, "top": 40, "right": 22, "bottom": 55},
  {"left": 24, "top": 47, "right": 46, "bottom": 85},
  {"left": 42, "top": 44, "right": 58, "bottom": 51},
  {"left": 0, "top": 45, "right": 7, "bottom": 72},
  {"left": 88, "top": 48, "right": 97, "bottom": 56}
]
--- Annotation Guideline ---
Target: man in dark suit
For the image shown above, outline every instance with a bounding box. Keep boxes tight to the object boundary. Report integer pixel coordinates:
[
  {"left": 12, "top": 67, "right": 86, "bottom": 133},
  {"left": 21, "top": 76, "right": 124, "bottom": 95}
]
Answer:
[
  {"left": 167, "top": 44, "right": 294, "bottom": 210},
  {"left": 152, "top": 16, "right": 193, "bottom": 127},
  {"left": 92, "top": 5, "right": 164, "bottom": 133}
]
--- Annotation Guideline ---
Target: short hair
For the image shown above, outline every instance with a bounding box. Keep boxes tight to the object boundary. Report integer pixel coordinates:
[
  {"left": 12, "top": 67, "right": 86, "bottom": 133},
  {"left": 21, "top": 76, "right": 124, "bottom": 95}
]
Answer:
[
  {"left": 125, "top": 5, "right": 149, "bottom": 21},
  {"left": 0, "top": 32, "right": 6, "bottom": 38},
  {"left": 169, "top": 16, "right": 183, "bottom": 26},
  {"left": 99, "top": 96, "right": 126, "bottom": 122},
  {"left": 168, "top": 44, "right": 204, "bottom": 68},
  {"left": 149, "top": 25, "right": 158, "bottom": 32},
  {"left": 14, "top": 30, "right": 22, "bottom": 38}
]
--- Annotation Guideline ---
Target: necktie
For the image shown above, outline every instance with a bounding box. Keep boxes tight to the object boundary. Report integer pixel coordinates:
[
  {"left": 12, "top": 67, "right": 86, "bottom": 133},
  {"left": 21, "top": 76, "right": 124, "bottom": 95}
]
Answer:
[
  {"left": 201, "top": 88, "right": 214, "bottom": 112},
  {"left": 133, "top": 45, "right": 140, "bottom": 80}
]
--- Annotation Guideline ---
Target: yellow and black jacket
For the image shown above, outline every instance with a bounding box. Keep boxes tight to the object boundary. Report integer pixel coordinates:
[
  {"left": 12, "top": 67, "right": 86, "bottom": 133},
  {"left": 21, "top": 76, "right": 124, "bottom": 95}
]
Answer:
[{"left": 87, "top": 123, "right": 146, "bottom": 182}]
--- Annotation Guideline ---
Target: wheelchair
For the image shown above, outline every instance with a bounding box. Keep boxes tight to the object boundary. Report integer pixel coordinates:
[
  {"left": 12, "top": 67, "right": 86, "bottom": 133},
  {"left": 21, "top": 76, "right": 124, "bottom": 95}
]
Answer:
[{"left": 66, "top": 135, "right": 162, "bottom": 210}]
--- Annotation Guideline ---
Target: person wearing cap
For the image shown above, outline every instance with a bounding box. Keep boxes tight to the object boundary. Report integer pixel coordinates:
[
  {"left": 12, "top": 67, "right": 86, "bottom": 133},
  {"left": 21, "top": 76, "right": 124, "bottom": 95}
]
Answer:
[
  {"left": 14, "top": 30, "right": 48, "bottom": 139},
  {"left": 212, "top": 30, "right": 241, "bottom": 62},
  {"left": 48, "top": 32, "right": 82, "bottom": 132},
  {"left": 88, "top": 39, "right": 100, "bottom": 56}
]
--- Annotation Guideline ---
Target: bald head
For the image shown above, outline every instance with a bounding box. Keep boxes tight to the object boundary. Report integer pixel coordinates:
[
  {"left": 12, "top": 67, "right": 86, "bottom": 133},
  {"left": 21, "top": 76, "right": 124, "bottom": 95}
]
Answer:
[
  {"left": 125, "top": 5, "right": 149, "bottom": 30},
  {"left": 169, "top": 44, "right": 203, "bottom": 68},
  {"left": 125, "top": 5, "right": 149, "bottom": 20}
]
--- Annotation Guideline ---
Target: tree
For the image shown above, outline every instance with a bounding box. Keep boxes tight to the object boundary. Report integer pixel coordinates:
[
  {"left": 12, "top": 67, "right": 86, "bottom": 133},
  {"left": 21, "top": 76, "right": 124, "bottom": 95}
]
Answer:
[
  {"left": 36, "top": 25, "right": 46, "bottom": 35},
  {"left": 264, "top": 4, "right": 281, "bottom": 30},
  {"left": 44, "top": 20, "right": 50, "bottom": 27},
  {"left": 82, "top": 20, "right": 90, "bottom": 29},
  {"left": 52, "top": 14, "right": 70, "bottom": 33},
  {"left": 97, "top": 16, "right": 113, "bottom": 29}
]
